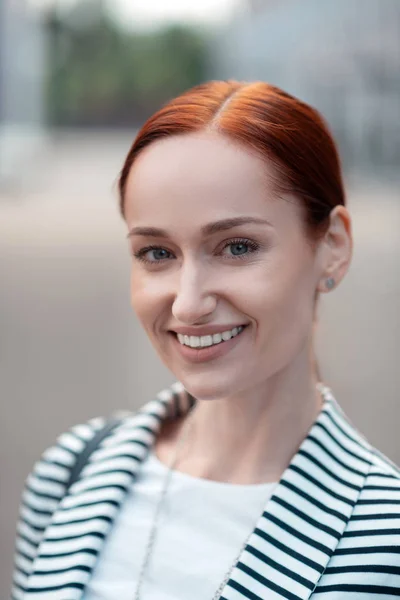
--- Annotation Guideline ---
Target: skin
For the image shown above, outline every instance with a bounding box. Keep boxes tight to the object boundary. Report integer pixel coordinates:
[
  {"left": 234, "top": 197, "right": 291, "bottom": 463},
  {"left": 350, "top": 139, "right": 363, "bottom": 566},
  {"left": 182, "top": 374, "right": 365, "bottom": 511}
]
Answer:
[{"left": 124, "top": 130, "right": 352, "bottom": 485}]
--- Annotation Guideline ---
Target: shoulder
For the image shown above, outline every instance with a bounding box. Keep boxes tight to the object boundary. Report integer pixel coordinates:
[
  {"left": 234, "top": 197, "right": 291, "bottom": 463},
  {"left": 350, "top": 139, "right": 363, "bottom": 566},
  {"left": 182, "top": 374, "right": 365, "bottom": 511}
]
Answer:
[
  {"left": 26, "top": 416, "right": 109, "bottom": 498},
  {"left": 327, "top": 390, "right": 400, "bottom": 490},
  {"left": 12, "top": 416, "right": 108, "bottom": 599},
  {"left": 369, "top": 445, "right": 400, "bottom": 479},
  {"left": 350, "top": 443, "right": 400, "bottom": 530},
  {"left": 362, "top": 445, "right": 400, "bottom": 497}
]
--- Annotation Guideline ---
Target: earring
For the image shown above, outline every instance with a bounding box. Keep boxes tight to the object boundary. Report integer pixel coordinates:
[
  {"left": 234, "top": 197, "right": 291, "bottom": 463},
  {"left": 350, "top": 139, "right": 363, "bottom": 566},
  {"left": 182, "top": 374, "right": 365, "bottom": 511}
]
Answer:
[{"left": 325, "top": 277, "right": 335, "bottom": 290}]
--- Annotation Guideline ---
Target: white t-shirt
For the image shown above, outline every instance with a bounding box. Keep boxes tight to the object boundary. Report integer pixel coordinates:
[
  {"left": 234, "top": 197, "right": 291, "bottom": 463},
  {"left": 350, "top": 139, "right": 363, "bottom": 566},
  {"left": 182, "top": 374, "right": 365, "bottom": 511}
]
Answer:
[{"left": 82, "top": 449, "right": 278, "bottom": 600}]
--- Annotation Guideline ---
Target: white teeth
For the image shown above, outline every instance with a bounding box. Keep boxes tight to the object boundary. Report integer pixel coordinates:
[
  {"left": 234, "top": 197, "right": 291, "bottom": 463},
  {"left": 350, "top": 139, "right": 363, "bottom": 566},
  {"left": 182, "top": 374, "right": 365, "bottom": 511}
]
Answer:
[
  {"left": 190, "top": 336, "right": 201, "bottom": 348},
  {"left": 201, "top": 335, "right": 213, "bottom": 347},
  {"left": 176, "top": 326, "right": 244, "bottom": 348}
]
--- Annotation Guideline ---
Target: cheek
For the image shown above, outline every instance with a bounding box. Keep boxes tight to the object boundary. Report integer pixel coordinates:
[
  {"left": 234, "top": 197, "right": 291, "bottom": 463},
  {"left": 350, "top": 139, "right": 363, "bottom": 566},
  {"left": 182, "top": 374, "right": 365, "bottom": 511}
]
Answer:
[
  {"left": 232, "top": 245, "right": 314, "bottom": 325},
  {"left": 129, "top": 270, "right": 170, "bottom": 337},
  {"left": 130, "top": 271, "right": 153, "bottom": 329},
  {"left": 255, "top": 261, "right": 317, "bottom": 362}
]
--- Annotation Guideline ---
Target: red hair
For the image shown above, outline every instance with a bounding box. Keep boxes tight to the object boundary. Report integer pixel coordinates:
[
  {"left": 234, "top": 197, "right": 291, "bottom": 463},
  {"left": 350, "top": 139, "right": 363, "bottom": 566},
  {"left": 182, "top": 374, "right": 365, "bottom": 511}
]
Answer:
[{"left": 118, "top": 80, "right": 345, "bottom": 241}]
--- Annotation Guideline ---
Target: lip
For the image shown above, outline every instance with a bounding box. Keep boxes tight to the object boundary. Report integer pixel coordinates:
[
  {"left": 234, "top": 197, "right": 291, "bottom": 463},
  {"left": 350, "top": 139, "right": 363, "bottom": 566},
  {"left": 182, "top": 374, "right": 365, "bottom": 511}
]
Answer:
[
  {"left": 170, "top": 324, "right": 248, "bottom": 336},
  {"left": 169, "top": 325, "right": 248, "bottom": 363}
]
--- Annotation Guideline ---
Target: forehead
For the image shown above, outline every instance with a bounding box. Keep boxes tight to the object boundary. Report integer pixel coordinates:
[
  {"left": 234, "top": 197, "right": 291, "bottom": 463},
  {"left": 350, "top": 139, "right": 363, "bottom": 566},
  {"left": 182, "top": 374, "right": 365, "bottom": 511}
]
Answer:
[{"left": 124, "top": 131, "right": 300, "bottom": 231}]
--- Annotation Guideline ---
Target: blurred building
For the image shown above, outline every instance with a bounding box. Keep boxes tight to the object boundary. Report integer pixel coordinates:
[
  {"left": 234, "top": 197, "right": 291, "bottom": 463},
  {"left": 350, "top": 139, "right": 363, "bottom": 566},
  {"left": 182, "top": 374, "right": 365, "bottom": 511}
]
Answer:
[
  {"left": 215, "top": 0, "right": 400, "bottom": 174},
  {"left": 0, "top": 0, "right": 47, "bottom": 184}
]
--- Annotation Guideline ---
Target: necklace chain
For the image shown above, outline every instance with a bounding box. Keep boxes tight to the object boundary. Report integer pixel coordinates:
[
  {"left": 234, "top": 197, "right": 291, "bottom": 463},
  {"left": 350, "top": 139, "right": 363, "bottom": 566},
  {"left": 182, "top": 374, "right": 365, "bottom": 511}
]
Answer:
[
  {"left": 133, "top": 408, "right": 195, "bottom": 600},
  {"left": 133, "top": 383, "right": 328, "bottom": 599}
]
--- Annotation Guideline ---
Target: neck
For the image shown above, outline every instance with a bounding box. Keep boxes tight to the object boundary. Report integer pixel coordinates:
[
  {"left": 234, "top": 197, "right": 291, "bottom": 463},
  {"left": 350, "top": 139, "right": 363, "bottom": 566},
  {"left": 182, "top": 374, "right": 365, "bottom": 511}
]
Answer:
[{"left": 156, "top": 361, "right": 323, "bottom": 485}]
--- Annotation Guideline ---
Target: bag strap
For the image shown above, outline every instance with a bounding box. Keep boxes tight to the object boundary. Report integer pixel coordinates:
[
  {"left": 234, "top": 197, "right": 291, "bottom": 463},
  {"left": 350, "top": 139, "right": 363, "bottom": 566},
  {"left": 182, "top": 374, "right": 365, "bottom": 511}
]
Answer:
[{"left": 65, "top": 417, "right": 122, "bottom": 494}]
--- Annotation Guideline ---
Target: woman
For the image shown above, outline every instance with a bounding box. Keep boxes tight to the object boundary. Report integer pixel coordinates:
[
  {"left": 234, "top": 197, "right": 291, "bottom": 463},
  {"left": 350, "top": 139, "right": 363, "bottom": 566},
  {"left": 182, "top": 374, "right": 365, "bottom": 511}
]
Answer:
[{"left": 12, "top": 81, "right": 400, "bottom": 599}]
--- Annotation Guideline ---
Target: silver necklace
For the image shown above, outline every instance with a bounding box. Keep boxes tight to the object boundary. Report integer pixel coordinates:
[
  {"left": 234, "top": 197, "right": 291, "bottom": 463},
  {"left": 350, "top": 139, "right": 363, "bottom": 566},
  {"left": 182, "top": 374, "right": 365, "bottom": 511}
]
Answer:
[{"left": 133, "top": 383, "right": 327, "bottom": 599}]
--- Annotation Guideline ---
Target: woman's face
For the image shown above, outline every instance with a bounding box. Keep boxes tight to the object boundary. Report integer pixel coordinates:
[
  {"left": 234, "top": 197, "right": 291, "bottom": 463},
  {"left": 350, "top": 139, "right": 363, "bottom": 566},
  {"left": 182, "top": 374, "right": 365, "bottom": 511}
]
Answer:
[{"left": 124, "top": 131, "right": 325, "bottom": 400}]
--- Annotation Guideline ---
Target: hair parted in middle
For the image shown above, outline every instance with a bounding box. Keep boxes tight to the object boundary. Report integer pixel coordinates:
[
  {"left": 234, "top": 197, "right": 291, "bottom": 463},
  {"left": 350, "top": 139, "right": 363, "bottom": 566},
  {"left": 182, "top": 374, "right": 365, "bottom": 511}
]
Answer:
[{"left": 119, "top": 80, "right": 345, "bottom": 246}]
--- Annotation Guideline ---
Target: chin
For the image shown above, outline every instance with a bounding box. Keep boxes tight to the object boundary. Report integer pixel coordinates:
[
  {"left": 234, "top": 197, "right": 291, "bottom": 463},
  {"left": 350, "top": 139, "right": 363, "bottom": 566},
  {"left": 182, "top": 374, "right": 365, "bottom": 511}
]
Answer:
[{"left": 176, "top": 368, "right": 250, "bottom": 402}]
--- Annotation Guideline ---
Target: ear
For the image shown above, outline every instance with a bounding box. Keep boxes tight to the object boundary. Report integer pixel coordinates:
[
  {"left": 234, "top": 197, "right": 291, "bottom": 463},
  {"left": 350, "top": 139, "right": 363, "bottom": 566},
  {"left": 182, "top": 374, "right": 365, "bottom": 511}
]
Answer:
[{"left": 316, "top": 205, "right": 353, "bottom": 293}]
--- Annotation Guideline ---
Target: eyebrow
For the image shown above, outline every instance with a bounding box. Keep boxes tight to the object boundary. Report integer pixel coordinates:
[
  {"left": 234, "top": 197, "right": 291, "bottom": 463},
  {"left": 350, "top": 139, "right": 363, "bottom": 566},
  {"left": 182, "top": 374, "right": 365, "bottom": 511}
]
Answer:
[{"left": 126, "top": 216, "right": 273, "bottom": 239}]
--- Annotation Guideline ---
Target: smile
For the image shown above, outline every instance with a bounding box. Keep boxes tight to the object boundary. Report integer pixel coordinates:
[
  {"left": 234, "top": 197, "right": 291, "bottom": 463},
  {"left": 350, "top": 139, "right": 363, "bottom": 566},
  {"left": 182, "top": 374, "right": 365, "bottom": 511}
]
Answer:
[
  {"left": 170, "top": 321, "right": 249, "bottom": 364},
  {"left": 176, "top": 326, "right": 245, "bottom": 349}
]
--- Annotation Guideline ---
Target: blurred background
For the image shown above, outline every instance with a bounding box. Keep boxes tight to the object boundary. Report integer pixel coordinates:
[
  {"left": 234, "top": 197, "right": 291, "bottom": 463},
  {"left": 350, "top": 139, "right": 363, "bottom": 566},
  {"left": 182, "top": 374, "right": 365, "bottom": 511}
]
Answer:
[{"left": 1, "top": 0, "right": 399, "bottom": 593}]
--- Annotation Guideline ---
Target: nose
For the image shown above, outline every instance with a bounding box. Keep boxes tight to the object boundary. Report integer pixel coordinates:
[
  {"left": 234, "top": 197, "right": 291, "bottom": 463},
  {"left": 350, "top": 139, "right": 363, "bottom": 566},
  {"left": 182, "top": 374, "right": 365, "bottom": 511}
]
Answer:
[{"left": 171, "top": 264, "right": 217, "bottom": 325}]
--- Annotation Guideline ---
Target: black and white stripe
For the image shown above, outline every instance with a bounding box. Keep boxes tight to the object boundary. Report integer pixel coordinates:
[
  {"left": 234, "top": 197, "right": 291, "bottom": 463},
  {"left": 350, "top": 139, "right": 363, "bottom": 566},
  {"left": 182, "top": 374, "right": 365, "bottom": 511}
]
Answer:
[{"left": 11, "top": 382, "right": 400, "bottom": 599}]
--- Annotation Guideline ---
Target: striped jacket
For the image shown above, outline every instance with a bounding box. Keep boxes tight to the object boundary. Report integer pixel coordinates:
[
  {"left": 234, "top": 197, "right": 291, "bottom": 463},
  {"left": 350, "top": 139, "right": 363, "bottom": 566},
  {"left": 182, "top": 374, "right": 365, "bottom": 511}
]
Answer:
[{"left": 12, "top": 382, "right": 400, "bottom": 599}]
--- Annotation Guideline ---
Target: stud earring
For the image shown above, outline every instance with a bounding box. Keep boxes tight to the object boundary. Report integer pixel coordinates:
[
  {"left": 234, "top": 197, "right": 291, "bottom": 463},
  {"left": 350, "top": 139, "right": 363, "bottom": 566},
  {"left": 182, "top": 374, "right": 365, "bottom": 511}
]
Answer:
[{"left": 325, "top": 277, "right": 335, "bottom": 290}]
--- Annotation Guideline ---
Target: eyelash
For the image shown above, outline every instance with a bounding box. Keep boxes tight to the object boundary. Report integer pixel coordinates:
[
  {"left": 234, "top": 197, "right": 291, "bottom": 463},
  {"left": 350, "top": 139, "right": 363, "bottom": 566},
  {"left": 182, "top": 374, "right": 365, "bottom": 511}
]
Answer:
[{"left": 132, "top": 238, "right": 260, "bottom": 264}]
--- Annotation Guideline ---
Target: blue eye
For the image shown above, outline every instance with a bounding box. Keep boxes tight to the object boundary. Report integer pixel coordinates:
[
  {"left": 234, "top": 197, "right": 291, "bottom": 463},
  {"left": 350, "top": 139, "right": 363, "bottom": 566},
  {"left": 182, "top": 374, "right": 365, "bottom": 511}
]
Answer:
[
  {"left": 229, "top": 242, "right": 249, "bottom": 256},
  {"left": 149, "top": 248, "right": 170, "bottom": 260},
  {"left": 133, "top": 246, "right": 172, "bottom": 263},
  {"left": 222, "top": 239, "right": 259, "bottom": 259}
]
